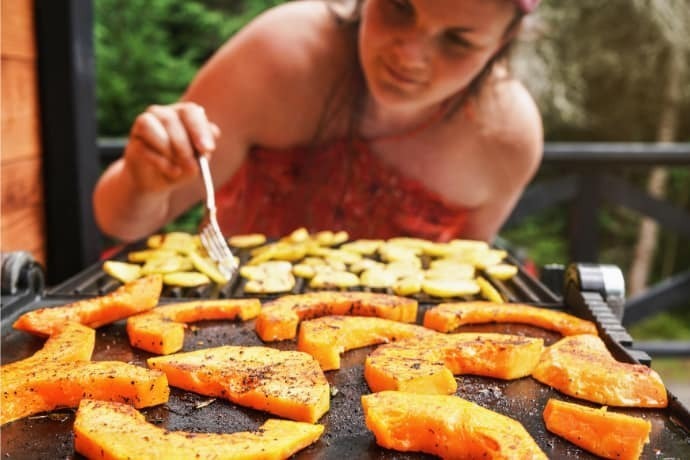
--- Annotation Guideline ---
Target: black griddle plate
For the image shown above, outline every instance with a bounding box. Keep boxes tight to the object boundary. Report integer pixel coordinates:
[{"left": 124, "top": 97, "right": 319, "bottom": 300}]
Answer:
[{"left": 2, "top": 298, "right": 689, "bottom": 460}]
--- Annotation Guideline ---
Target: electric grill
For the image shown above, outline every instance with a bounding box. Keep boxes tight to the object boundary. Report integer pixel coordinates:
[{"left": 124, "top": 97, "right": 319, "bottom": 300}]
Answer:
[{"left": 2, "top": 246, "right": 689, "bottom": 459}]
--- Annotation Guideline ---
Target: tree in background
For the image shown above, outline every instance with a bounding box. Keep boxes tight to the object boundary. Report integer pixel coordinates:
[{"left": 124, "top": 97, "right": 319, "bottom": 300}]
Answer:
[
  {"left": 626, "top": 0, "right": 689, "bottom": 295},
  {"left": 509, "top": 0, "right": 690, "bottom": 291}
]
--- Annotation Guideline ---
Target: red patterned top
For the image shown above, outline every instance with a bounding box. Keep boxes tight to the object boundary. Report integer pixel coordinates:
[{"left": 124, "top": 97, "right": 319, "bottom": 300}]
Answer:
[{"left": 214, "top": 139, "right": 469, "bottom": 242}]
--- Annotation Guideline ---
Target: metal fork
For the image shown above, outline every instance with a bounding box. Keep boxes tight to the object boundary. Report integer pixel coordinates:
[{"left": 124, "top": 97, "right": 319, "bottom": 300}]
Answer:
[{"left": 197, "top": 152, "right": 238, "bottom": 280}]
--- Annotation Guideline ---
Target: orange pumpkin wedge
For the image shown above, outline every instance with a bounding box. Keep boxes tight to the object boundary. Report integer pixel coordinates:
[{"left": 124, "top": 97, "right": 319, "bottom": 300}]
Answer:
[
  {"left": 532, "top": 334, "right": 667, "bottom": 407},
  {"left": 74, "top": 399, "right": 324, "bottom": 460},
  {"left": 543, "top": 399, "right": 651, "bottom": 460},
  {"left": 127, "top": 298, "right": 261, "bottom": 354},
  {"left": 1, "top": 322, "right": 95, "bottom": 375},
  {"left": 424, "top": 301, "right": 598, "bottom": 336},
  {"left": 362, "top": 391, "right": 547, "bottom": 459},
  {"left": 13, "top": 275, "right": 163, "bottom": 336},
  {"left": 2, "top": 360, "right": 169, "bottom": 426},
  {"left": 148, "top": 345, "right": 329, "bottom": 423},
  {"left": 298, "top": 315, "right": 435, "bottom": 370},
  {"left": 255, "top": 291, "right": 417, "bottom": 341},
  {"left": 365, "top": 333, "right": 544, "bottom": 394}
]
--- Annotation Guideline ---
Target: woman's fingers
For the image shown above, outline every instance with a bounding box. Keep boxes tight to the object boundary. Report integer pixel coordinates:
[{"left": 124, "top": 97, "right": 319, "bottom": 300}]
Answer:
[
  {"left": 176, "top": 102, "right": 217, "bottom": 154},
  {"left": 123, "top": 102, "right": 219, "bottom": 192},
  {"left": 147, "top": 104, "right": 197, "bottom": 173},
  {"left": 128, "top": 111, "right": 186, "bottom": 182},
  {"left": 126, "top": 136, "right": 182, "bottom": 182},
  {"left": 210, "top": 122, "right": 221, "bottom": 139},
  {"left": 130, "top": 111, "right": 169, "bottom": 154}
]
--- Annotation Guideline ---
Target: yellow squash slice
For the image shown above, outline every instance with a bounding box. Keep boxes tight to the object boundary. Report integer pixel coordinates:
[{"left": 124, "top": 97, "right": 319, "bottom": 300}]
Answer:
[
  {"left": 141, "top": 255, "right": 193, "bottom": 275},
  {"left": 155, "top": 231, "right": 199, "bottom": 253},
  {"left": 228, "top": 232, "right": 267, "bottom": 248},
  {"left": 392, "top": 276, "right": 422, "bottom": 296},
  {"left": 476, "top": 276, "right": 505, "bottom": 303},
  {"left": 102, "top": 260, "right": 142, "bottom": 283},
  {"left": 127, "top": 248, "right": 178, "bottom": 263},
  {"left": 188, "top": 250, "right": 230, "bottom": 284},
  {"left": 340, "top": 239, "right": 384, "bottom": 255},
  {"left": 421, "top": 278, "right": 480, "bottom": 298},
  {"left": 485, "top": 263, "right": 519, "bottom": 280},
  {"left": 163, "top": 271, "right": 211, "bottom": 287}
]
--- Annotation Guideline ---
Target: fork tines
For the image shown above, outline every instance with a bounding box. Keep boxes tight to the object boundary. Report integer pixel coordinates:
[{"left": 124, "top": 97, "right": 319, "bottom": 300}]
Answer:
[
  {"left": 196, "top": 152, "right": 237, "bottom": 280},
  {"left": 200, "top": 223, "right": 237, "bottom": 280}
]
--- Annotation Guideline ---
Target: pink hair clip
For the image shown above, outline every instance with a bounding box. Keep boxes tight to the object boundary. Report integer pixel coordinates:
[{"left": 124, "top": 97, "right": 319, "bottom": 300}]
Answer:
[{"left": 513, "top": 0, "right": 540, "bottom": 13}]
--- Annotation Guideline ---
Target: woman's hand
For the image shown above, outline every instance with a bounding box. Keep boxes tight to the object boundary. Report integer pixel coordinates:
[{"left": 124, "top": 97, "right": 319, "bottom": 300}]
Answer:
[{"left": 123, "top": 102, "right": 221, "bottom": 192}]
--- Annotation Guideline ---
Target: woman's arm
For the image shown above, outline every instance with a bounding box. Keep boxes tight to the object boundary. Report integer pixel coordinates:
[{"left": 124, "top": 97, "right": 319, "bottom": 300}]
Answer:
[
  {"left": 92, "top": 102, "right": 217, "bottom": 241},
  {"left": 92, "top": 1, "right": 343, "bottom": 241}
]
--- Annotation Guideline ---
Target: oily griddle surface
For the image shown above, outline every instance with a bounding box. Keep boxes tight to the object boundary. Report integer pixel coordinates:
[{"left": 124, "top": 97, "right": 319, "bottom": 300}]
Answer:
[{"left": 2, "top": 300, "right": 690, "bottom": 460}]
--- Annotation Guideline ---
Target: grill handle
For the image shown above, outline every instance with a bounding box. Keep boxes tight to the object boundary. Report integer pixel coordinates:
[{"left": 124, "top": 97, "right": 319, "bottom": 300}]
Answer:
[{"left": 565, "top": 263, "right": 626, "bottom": 320}]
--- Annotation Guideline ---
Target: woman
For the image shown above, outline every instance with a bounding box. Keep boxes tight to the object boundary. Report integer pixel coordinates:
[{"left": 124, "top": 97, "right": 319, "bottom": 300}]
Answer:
[{"left": 93, "top": 0, "right": 542, "bottom": 243}]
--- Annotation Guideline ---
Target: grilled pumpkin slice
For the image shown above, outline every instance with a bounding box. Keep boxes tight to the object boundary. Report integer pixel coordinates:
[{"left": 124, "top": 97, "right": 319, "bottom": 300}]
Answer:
[
  {"left": 255, "top": 291, "right": 417, "bottom": 341},
  {"left": 298, "top": 316, "right": 435, "bottom": 370},
  {"left": 2, "top": 360, "right": 169, "bottom": 426},
  {"left": 532, "top": 334, "right": 667, "bottom": 407},
  {"left": 1, "top": 322, "right": 95, "bottom": 375},
  {"left": 148, "top": 346, "right": 329, "bottom": 423},
  {"left": 543, "top": 399, "right": 651, "bottom": 460},
  {"left": 2, "top": 322, "right": 97, "bottom": 425},
  {"left": 365, "top": 333, "right": 544, "bottom": 394},
  {"left": 74, "top": 399, "right": 324, "bottom": 460},
  {"left": 13, "top": 275, "right": 163, "bottom": 336},
  {"left": 424, "top": 301, "right": 598, "bottom": 336},
  {"left": 362, "top": 391, "right": 547, "bottom": 459},
  {"left": 127, "top": 299, "right": 261, "bottom": 355}
]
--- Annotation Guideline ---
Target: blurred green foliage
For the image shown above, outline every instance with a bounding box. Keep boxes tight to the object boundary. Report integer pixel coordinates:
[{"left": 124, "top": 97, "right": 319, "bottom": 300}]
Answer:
[
  {"left": 630, "top": 304, "right": 690, "bottom": 340},
  {"left": 94, "top": 0, "right": 282, "bottom": 135}
]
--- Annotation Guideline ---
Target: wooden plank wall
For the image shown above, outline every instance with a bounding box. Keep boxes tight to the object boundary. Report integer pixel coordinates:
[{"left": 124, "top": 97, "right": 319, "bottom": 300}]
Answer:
[{"left": 1, "top": 0, "right": 46, "bottom": 266}]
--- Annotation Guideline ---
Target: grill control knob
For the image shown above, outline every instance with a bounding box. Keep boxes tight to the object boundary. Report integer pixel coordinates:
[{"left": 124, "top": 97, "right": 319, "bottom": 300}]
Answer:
[{"left": 1, "top": 251, "right": 46, "bottom": 297}]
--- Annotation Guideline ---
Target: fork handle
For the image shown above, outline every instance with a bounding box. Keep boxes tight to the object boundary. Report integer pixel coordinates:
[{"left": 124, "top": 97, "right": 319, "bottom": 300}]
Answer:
[{"left": 197, "top": 154, "right": 217, "bottom": 213}]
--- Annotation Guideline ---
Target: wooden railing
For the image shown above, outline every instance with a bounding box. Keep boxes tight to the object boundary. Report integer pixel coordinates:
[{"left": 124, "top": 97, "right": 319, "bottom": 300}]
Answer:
[
  {"left": 504, "top": 142, "right": 690, "bottom": 357},
  {"left": 506, "top": 142, "right": 690, "bottom": 262}
]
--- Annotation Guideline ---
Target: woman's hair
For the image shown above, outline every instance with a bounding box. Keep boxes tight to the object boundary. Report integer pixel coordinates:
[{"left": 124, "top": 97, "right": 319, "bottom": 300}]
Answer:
[{"left": 311, "top": 0, "right": 525, "bottom": 144}]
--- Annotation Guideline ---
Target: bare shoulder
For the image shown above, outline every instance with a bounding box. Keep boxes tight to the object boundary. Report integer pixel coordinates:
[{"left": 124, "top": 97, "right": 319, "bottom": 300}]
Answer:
[
  {"left": 227, "top": 1, "right": 347, "bottom": 81},
  {"left": 474, "top": 70, "right": 544, "bottom": 186},
  {"left": 184, "top": 1, "right": 351, "bottom": 145},
  {"left": 439, "top": 71, "right": 543, "bottom": 240}
]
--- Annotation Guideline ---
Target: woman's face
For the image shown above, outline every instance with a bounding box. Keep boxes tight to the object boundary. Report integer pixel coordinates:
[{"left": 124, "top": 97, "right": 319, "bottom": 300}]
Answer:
[{"left": 359, "top": 0, "right": 516, "bottom": 111}]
